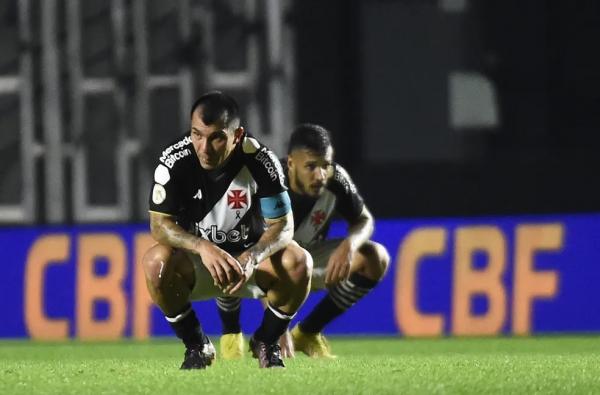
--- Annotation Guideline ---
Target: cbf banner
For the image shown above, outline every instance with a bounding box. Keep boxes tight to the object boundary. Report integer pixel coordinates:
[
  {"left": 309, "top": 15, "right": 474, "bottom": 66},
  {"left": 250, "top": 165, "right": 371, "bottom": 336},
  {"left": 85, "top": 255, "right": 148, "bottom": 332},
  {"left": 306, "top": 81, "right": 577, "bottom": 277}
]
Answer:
[{"left": 1, "top": 214, "right": 599, "bottom": 339}]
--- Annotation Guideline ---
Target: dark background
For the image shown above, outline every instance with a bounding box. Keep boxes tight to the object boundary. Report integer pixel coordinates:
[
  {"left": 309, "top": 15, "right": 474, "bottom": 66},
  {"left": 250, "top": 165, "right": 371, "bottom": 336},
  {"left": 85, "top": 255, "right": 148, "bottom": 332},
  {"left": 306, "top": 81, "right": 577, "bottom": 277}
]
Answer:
[
  {"left": 294, "top": 0, "right": 600, "bottom": 218},
  {"left": 1, "top": 0, "right": 599, "bottom": 223}
]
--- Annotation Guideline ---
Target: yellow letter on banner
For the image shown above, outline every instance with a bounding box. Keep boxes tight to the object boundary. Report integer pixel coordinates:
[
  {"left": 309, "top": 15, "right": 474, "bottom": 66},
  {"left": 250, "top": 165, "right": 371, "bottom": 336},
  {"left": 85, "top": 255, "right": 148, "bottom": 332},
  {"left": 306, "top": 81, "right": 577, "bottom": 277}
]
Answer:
[
  {"left": 133, "top": 233, "right": 156, "bottom": 339},
  {"left": 76, "top": 234, "right": 127, "bottom": 340},
  {"left": 452, "top": 226, "right": 507, "bottom": 335},
  {"left": 395, "top": 227, "right": 447, "bottom": 336},
  {"left": 512, "top": 224, "right": 563, "bottom": 335},
  {"left": 24, "top": 234, "right": 70, "bottom": 340}
]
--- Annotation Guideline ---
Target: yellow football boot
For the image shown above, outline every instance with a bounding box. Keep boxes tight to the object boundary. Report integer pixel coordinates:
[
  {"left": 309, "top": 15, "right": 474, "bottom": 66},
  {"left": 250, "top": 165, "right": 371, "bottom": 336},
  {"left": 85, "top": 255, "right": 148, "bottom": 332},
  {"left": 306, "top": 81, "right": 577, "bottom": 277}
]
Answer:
[
  {"left": 219, "top": 333, "right": 245, "bottom": 360},
  {"left": 290, "top": 325, "right": 337, "bottom": 359}
]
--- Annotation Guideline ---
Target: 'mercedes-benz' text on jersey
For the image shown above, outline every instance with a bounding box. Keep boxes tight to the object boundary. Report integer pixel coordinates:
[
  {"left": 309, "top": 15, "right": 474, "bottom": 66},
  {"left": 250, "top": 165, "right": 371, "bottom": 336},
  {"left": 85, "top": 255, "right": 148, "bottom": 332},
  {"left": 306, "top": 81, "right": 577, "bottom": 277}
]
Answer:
[{"left": 149, "top": 133, "right": 289, "bottom": 253}]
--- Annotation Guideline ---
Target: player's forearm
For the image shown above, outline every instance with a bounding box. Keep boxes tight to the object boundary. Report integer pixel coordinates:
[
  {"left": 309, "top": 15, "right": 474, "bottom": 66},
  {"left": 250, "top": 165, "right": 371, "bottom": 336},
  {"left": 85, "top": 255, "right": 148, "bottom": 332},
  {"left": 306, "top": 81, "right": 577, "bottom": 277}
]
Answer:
[
  {"left": 346, "top": 208, "right": 374, "bottom": 251},
  {"left": 245, "top": 212, "right": 294, "bottom": 266},
  {"left": 150, "top": 213, "right": 203, "bottom": 252}
]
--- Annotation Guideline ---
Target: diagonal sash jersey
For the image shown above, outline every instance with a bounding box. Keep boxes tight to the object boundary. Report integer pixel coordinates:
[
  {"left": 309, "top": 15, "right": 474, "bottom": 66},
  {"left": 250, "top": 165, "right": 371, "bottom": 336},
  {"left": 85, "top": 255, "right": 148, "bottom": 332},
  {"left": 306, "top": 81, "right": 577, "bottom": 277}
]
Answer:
[
  {"left": 282, "top": 160, "right": 364, "bottom": 246},
  {"left": 148, "top": 133, "right": 290, "bottom": 254}
]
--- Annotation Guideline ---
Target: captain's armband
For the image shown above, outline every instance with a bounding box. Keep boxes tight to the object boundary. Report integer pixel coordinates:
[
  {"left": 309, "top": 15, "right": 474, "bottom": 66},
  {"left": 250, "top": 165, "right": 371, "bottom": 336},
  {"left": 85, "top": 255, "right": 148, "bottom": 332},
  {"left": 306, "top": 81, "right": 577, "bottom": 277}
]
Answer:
[{"left": 259, "top": 191, "right": 291, "bottom": 219}]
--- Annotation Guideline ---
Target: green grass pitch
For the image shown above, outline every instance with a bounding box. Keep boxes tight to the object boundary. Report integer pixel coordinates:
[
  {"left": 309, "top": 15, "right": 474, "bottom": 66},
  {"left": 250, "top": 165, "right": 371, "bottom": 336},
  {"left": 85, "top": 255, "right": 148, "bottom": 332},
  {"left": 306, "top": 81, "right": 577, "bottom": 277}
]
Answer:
[{"left": 1, "top": 336, "right": 600, "bottom": 394}]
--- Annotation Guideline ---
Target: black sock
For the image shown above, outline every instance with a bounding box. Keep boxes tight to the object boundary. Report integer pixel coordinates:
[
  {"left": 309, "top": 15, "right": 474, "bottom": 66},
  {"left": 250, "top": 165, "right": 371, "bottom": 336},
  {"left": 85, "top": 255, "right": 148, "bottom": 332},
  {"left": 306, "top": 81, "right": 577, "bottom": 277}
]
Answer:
[
  {"left": 216, "top": 297, "right": 242, "bottom": 334},
  {"left": 253, "top": 304, "right": 293, "bottom": 345},
  {"left": 299, "top": 272, "right": 378, "bottom": 334},
  {"left": 165, "top": 304, "right": 205, "bottom": 349}
]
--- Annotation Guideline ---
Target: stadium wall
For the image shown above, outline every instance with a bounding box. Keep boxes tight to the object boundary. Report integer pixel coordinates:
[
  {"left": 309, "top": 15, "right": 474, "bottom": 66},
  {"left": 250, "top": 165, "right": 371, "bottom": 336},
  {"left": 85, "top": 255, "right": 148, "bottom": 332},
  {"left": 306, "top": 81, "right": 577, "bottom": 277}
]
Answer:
[{"left": 1, "top": 214, "right": 598, "bottom": 339}]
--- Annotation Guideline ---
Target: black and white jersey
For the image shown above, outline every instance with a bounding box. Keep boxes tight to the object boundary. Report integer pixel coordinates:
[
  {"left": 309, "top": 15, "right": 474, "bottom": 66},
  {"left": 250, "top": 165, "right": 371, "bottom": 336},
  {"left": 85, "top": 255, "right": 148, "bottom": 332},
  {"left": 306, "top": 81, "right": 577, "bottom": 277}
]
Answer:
[
  {"left": 149, "top": 133, "right": 291, "bottom": 254},
  {"left": 284, "top": 160, "right": 364, "bottom": 246}
]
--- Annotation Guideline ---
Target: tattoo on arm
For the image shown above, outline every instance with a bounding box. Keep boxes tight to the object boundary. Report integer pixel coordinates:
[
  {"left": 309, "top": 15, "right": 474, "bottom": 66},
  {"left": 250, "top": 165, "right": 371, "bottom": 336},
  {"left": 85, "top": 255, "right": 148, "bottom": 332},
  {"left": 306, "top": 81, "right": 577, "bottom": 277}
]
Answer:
[
  {"left": 150, "top": 212, "right": 201, "bottom": 252},
  {"left": 245, "top": 212, "right": 294, "bottom": 266}
]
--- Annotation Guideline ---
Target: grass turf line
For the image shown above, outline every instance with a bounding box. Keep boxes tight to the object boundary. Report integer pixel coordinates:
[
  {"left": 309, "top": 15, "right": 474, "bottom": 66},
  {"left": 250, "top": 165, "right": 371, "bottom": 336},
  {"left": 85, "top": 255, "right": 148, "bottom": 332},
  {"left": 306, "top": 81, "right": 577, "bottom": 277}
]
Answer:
[{"left": 1, "top": 336, "right": 600, "bottom": 394}]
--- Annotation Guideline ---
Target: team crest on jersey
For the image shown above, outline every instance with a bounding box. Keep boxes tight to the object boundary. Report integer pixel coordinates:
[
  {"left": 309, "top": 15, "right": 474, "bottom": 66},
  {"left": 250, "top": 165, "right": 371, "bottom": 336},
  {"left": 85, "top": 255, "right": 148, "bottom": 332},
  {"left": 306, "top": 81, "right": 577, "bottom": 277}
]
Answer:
[
  {"left": 227, "top": 189, "right": 248, "bottom": 209},
  {"left": 311, "top": 210, "right": 327, "bottom": 227},
  {"left": 293, "top": 190, "right": 337, "bottom": 245}
]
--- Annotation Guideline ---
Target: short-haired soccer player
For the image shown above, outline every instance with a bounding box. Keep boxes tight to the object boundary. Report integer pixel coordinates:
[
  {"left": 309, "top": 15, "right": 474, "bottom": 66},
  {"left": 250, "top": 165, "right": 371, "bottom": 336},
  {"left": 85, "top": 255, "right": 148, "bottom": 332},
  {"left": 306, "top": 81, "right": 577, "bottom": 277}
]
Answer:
[
  {"left": 142, "top": 92, "right": 312, "bottom": 369},
  {"left": 217, "top": 123, "right": 389, "bottom": 359}
]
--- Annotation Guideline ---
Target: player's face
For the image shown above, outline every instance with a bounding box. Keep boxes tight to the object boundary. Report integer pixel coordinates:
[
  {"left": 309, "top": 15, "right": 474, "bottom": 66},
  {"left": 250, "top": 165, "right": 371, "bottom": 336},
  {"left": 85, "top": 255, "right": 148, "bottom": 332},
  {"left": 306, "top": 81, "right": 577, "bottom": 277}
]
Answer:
[
  {"left": 288, "top": 147, "right": 333, "bottom": 198},
  {"left": 190, "top": 110, "right": 243, "bottom": 170}
]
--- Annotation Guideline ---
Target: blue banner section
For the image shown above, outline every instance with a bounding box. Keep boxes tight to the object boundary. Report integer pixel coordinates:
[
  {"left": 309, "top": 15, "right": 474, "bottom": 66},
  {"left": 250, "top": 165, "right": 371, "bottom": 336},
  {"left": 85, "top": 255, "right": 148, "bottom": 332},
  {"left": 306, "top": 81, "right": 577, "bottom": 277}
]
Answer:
[{"left": 1, "top": 214, "right": 599, "bottom": 339}]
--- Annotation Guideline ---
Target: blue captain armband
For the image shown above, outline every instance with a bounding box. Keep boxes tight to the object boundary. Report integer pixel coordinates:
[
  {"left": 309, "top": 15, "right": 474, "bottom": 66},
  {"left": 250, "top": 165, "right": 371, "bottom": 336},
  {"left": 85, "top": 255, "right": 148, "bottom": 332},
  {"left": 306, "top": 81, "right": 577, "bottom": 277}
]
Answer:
[{"left": 260, "top": 191, "right": 291, "bottom": 219}]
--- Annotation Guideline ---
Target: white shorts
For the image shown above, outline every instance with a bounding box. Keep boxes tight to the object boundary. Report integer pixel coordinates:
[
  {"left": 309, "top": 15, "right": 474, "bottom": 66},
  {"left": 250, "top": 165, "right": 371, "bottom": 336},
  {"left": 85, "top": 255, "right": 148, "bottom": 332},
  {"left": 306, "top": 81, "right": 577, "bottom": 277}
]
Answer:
[
  {"left": 186, "top": 239, "right": 341, "bottom": 299},
  {"left": 186, "top": 252, "right": 267, "bottom": 301},
  {"left": 303, "top": 239, "right": 343, "bottom": 290}
]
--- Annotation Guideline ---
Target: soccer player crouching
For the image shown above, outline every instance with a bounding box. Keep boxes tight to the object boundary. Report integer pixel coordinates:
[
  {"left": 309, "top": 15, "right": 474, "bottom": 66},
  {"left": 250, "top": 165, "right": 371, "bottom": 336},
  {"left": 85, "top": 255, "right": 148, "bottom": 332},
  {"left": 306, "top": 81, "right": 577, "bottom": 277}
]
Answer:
[
  {"left": 218, "top": 123, "right": 390, "bottom": 359},
  {"left": 142, "top": 91, "right": 312, "bottom": 369}
]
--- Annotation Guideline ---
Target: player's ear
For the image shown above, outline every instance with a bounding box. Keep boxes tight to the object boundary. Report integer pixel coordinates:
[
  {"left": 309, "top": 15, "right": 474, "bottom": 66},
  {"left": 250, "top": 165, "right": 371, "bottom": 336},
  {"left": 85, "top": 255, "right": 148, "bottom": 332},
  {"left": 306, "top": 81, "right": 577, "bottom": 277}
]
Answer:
[
  {"left": 287, "top": 155, "right": 293, "bottom": 170},
  {"left": 233, "top": 127, "right": 245, "bottom": 143}
]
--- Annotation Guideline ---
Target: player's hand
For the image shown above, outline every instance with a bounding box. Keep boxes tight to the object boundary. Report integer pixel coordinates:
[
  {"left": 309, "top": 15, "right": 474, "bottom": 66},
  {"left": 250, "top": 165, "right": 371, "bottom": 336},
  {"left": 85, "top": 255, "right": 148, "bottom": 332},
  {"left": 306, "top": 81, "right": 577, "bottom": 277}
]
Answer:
[
  {"left": 278, "top": 329, "right": 295, "bottom": 358},
  {"left": 194, "top": 239, "right": 244, "bottom": 289},
  {"left": 222, "top": 252, "right": 257, "bottom": 295},
  {"left": 325, "top": 239, "right": 353, "bottom": 286}
]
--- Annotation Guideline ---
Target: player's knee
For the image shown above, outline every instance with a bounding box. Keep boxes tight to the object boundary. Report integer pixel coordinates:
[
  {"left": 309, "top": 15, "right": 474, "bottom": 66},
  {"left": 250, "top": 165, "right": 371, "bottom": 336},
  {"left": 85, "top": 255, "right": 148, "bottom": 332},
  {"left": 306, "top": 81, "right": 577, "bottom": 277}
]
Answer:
[
  {"left": 281, "top": 242, "right": 312, "bottom": 285},
  {"left": 376, "top": 241, "right": 391, "bottom": 277},
  {"left": 142, "top": 245, "right": 172, "bottom": 291},
  {"left": 360, "top": 240, "right": 390, "bottom": 280}
]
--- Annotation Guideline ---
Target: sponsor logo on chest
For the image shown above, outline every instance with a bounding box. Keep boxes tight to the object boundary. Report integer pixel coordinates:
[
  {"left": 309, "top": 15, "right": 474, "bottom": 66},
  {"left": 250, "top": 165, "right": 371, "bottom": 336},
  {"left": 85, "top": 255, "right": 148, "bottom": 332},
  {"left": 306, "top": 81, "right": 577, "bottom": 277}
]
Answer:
[
  {"left": 194, "top": 224, "right": 250, "bottom": 244},
  {"left": 192, "top": 167, "right": 257, "bottom": 244}
]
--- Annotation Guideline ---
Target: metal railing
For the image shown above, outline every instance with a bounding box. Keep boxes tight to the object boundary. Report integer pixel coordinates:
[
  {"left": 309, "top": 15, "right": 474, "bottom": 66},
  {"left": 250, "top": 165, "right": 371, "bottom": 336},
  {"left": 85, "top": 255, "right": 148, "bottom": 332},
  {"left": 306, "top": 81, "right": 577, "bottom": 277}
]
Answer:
[
  {"left": 0, "top": 0, "right": 36, "bottom": 223},
  {"left": 0, "top": 0, "right": 295, "bottom": 224}
]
